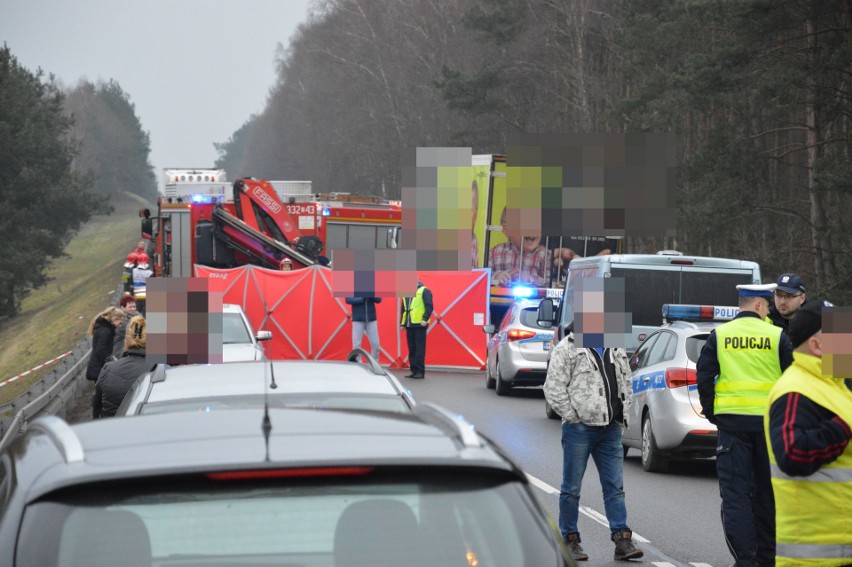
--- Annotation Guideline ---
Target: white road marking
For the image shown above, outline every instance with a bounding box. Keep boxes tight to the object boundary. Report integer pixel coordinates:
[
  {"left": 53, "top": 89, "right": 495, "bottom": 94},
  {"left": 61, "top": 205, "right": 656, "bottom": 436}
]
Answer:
[
  {"left": 526, "top": 474, "right": 650, "bottom": 543},
  {"left": 651, "top": 563, "right": 677, "bottom": 567},
  {"left": 690, "top": 564, "right": 714, "bottom": 567}
]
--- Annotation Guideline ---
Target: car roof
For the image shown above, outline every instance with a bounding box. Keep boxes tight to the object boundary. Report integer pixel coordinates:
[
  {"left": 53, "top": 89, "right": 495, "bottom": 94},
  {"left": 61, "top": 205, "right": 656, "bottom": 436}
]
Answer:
[
  {"left": 661, "top": 320, "right": 723, "bottom": 334},
  {"left": 568, "top": 253, "right": 760, "bottom": 270},
  {"left": 10, "top": 406, "right": 517, "bottom": 501},
  {"left": 142, "top": 361, "right": 404, "bottom": 403}
]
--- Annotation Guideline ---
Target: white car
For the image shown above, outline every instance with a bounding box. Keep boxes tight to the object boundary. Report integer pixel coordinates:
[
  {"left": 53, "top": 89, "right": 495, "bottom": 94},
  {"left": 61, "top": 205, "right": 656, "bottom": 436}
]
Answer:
[
  {"left": 222, "top": 303, "right": 272, "bottom": 362},
  {"left": 483, "top": 299, "right": 555, "bottom": 396},
  {"left": 621, "top": 304, "right": 734, "bottom": 472},
  {"left": 115, "top": 351, "right": 415, "bottom": 416}
]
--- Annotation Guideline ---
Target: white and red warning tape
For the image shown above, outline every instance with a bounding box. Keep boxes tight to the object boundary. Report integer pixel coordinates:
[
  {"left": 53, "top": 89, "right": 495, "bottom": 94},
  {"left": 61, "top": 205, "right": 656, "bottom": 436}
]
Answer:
[{"left": 0, "top": 351, "right": 73, "bottom": 389}]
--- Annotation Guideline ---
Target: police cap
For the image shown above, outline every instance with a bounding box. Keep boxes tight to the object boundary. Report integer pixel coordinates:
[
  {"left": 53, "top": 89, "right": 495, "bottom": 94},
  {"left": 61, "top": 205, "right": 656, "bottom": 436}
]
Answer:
[
  {"left": 776, "top": 273, "right": 805, "bottom": 295},
  {"left": 736, "top": 283, "right": 777, "bottom": 299}
]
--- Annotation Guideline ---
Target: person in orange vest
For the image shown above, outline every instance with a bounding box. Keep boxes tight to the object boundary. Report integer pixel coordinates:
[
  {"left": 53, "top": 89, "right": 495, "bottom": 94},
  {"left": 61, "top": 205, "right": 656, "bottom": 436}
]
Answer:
[{"left": 400, "top": 280, "right": 433, "bottom": 379}]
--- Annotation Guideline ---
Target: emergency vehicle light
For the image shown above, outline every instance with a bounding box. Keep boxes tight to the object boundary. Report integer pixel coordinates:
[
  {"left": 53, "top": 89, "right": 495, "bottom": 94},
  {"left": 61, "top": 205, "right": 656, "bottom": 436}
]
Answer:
[
  {"left": 662, "top": 304, "right": 739, "bottom": 322},
  {"left": 322, "top": 206, "right": 331, "bottom": 216},
  {"left": 512, "top": 285, "right": 535, "bottom": 298}
]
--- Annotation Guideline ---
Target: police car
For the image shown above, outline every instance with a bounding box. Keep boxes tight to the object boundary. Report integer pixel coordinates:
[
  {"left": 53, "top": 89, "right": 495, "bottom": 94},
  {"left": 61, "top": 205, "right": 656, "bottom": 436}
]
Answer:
[
  {"left": 483, "top": 298, "right": 556, "bottom": 396},
  {"left": 621, "top": 304, "right": 739, "bottom": 472}
]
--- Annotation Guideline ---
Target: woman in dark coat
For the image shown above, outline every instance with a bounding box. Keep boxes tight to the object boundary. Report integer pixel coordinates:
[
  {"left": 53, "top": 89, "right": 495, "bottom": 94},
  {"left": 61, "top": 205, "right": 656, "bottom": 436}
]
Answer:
[
  {"left": 85, "top": 306, "right": 125, "bottom": 381},
  {"left": 94, "top": 315, "right": 153, "bottom": 418}
]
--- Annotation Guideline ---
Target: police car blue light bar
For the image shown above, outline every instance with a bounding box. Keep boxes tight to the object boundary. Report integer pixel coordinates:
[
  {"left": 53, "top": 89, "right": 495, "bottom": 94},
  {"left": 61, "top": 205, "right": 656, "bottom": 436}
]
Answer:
[
  {"left": 512, "top": 285, "right": 535, "bottom": 299},
  {"left": 662, "top": 304, "right": 739, "bottom": 322}
]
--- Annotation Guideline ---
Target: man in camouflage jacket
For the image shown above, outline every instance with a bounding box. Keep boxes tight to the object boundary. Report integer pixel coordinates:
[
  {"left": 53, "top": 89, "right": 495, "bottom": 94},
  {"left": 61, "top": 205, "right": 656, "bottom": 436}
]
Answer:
[{"left": 543, "top": 330, "right": 642, "bottom": 562}]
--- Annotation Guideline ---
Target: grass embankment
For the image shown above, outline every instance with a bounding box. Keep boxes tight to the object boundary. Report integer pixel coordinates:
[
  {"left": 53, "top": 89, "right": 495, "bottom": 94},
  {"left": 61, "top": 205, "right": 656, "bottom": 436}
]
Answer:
[{"left": 0, "top": 193, "right": 151, "bottom": 406}]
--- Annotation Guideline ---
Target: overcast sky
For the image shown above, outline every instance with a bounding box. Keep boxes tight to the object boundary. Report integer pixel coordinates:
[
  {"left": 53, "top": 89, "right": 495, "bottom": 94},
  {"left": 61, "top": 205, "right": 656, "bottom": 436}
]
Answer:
[{"left": 0, "top": 0, "right": 312, "bottom": 191}]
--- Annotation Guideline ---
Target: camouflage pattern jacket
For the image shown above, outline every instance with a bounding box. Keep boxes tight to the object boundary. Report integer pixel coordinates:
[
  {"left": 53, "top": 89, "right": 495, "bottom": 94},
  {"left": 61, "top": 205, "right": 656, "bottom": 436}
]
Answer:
[{"left": 543, "top": 333, "right": 633, "bottom": 427}]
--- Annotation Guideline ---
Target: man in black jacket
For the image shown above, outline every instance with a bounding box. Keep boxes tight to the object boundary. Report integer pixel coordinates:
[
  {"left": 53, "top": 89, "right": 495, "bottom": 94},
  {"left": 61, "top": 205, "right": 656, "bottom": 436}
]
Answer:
[
  {"left": 768, "top": 273, "right": 807, "bottom": 332},
  {"left": 94, "top": 316, "right": 154, "bottom": 418}
]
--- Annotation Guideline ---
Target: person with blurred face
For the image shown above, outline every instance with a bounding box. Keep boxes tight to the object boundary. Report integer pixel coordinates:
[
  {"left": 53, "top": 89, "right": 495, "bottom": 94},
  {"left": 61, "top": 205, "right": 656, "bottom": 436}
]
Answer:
[
  {"left": 488, "top": 207, "right": 547, "bottom": 286},
  {"left": 543, "top": 279, "right": 641, "bottom": 562},
  {"left": 765, "top": 300, "right": 851, "bottom": 567}
]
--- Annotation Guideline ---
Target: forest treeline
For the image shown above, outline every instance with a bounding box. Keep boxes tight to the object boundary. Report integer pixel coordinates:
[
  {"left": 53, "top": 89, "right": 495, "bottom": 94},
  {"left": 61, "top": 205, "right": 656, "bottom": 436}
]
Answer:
[
  {"left": 0, "top": 46, "right": 155, "bottom": 316},
  {"left": 216, "top": 0, "right": 851, "bottom": 303}
]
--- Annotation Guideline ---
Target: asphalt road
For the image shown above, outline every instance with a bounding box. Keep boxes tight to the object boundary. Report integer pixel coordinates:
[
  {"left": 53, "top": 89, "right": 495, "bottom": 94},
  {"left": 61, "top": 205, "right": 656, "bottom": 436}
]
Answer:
[{"left": 391, "top": 368, "right": 729, "bottom": 567}]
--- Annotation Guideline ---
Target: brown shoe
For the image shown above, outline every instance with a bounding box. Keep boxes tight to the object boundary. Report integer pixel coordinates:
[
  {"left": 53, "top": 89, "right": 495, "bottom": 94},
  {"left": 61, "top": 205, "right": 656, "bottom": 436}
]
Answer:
[
  {"left": 612, "top": 529, "right": 643, "bottom": 560},
  {"left": 565, "top": 533, "right": 588, "bottom": 561}
]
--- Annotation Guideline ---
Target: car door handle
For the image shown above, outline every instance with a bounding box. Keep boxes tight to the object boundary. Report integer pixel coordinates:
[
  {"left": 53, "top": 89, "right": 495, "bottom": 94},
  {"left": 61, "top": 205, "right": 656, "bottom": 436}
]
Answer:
[{"left": 642, "top": 377, "right": 650, "bottom": 384}]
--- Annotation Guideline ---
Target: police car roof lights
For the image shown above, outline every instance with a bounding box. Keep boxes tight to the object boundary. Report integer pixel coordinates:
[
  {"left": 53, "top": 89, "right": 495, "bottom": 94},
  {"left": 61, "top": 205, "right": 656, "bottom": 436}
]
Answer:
[
  {"left": 662, "top": 304, "right": 740, "bottom": 323},
  {"left": 511, "top": 284, "right": 535, "bottom": 299}
]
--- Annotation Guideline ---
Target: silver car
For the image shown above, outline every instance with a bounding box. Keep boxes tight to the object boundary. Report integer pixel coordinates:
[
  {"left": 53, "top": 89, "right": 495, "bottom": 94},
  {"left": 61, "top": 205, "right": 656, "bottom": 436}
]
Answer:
[
  {"left": 222, "top": 303, "right": 272, "bottom": 362},
  {"left": 621, "top": 304, "right": 735, "bottom": 472},
  {"left": 483, "top": 299, "right": 555, "bottom": 396},
  {"left": 116, "top": 350, "right": 415, "bottom": 416}
]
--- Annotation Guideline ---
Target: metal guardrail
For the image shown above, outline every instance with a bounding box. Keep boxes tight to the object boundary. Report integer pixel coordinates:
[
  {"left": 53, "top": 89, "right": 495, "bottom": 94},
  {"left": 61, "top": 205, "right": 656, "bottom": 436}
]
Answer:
[{"left": 0, "top": 339, "right": 91, "bottom": 451}]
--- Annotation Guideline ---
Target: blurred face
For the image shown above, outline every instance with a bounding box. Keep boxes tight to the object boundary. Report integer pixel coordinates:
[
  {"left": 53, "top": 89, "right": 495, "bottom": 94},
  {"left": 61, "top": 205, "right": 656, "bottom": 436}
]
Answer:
[
  {"left": 571, "top": 281, "right": 631, "bottom": 349},
  {"left": 471, "top": 182, "right": 478, "bottom": 228},
  {"left": 522, "top": 235, "right": 540, "bottom": 252},
  {"left": 124, "top": 302, "right": 137, "bottom": 315},
  {"left": 823, "top": 306, "right": 852, "bottom": 376},
  {"left": 774, "top": 290, "right": 805, "bottom": 318}
]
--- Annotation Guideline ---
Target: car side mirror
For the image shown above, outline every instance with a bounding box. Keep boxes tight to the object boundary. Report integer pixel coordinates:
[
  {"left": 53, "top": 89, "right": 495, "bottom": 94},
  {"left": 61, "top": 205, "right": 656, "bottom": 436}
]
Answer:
[
  {"left": 256, "top": 331, "right": 273, "bottom": 341},
  {"left": 482, "top": 324, "right": 496, "bottom": 335},
  {"left": 537, "top": 299, "right": 555, "bottom": 328}
]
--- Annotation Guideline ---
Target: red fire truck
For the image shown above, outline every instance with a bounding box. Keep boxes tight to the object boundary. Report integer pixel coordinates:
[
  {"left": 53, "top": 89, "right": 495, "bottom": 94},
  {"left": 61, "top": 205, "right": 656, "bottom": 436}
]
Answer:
[{"left": 145, "top": 178, "right": 401, "bottom": 277}]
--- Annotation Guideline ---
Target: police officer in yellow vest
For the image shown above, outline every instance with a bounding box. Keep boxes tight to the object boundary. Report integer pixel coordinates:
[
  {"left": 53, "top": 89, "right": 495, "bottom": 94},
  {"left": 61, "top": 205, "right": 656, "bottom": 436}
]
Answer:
[
  {"left": 765, "top": 300, "right": 852, "bottom": 567},
  {"left": 400, "top": 280, "right": 433, "bottom": 379},
  {"left": 697, "top": 283, "right": 794, "bottom": 567}
]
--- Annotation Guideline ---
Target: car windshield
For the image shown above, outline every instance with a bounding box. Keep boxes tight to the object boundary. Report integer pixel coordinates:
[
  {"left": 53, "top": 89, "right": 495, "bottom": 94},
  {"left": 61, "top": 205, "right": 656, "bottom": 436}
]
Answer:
[
  {"left": 17, "top": 473, "right": 565, "bottom": 567},
  {"left": 223, "top": 312, "right": 252, "bottom": 344},
  {"left": 140, "top": 394, "right": 410, "bottom": 415}
]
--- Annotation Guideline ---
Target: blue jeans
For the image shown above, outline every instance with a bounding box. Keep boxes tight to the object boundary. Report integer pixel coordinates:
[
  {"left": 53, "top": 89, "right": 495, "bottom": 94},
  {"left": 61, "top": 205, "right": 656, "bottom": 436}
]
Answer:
[{"left": 559, "top": 421, "right": 628, "bottom": 537}]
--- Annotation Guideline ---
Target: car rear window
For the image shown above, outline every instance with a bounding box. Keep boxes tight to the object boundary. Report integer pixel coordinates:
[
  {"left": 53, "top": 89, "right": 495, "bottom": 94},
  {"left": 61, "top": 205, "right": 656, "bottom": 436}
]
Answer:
[
  {"left": 679, "top": 271, "right": 752, "bottom": 306},
  {"left": 685, "top": 335, "right": 710, "bottom": 364},
  {"left": 520, "top": 307, "right": 549, "bottom": 329},
  {"left": 16, "top": 472, "right": 566, "bottom": 567},
  {"left": 611, "top": 267, "right": 752, "bottom": 326}
]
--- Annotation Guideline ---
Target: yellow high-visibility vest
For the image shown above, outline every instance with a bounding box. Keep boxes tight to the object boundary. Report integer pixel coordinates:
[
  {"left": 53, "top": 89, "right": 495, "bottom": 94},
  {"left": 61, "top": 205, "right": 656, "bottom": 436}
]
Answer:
[
  {"left": 401, "top": 287, "right": 427, "bottom": 326},
  {"left": 765, "top": 352, "right": 852, "bottom": 567},
  {"left": 714, "top": 316, "right": 782, "bottom": 416}
]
